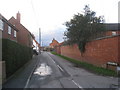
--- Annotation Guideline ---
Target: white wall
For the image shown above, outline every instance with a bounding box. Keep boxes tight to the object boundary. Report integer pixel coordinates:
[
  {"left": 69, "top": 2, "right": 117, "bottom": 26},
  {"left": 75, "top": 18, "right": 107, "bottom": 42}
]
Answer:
[{"left": 33, "top": 40, "right": 40, "bottom": 52}]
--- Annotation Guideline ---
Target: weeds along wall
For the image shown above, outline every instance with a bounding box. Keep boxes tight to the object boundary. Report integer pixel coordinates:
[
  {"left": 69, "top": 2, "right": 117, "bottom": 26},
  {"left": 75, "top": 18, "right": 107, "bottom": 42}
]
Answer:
[{"left": 2, "top": 39, "right": 33, "bottom": 78}]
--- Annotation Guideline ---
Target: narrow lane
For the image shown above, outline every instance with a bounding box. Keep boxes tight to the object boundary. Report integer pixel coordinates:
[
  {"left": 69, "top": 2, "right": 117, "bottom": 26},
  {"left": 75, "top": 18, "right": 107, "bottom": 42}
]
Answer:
[
  {"left": 26, "top": 51, "right": 118, "bottom": 88},
  {"left": 27, "top": 52, "right": 80, "bottom": 88},
  {"left": 3, "top": 51, "right": 118, "bottom": 89}
]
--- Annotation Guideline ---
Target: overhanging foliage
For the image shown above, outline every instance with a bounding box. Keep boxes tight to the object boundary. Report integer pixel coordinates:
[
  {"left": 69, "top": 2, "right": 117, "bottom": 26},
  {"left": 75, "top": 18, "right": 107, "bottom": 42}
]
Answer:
[{"left": 64, "top": 5, "right": 106, "bottom": 53}]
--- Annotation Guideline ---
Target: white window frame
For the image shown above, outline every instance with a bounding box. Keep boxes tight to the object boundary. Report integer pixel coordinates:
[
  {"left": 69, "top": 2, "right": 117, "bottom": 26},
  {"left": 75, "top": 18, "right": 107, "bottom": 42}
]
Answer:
[
  {"left": 0, "top": 19, "right": 4, "bottom": 30},
  {"left": 112, "top": 31, "right": 117, "bottom": 36},
  {"left": 8, "top": 26, "right": 11, "bottom": 34},
  {"left": 14, "top": 30, "right": 16, "bottom": 37}
]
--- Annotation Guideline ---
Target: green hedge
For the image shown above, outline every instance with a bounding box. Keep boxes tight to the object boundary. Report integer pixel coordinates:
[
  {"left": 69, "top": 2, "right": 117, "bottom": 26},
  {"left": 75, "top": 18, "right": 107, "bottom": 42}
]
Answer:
[{"left": 2, "top": 39, "right": 33, "bottom": 78}]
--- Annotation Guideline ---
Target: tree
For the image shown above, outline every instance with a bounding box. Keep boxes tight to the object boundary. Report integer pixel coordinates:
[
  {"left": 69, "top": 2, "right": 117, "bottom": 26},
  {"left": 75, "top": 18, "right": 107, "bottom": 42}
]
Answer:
[{"left": 64, "top": 5, "right": 106, "bottom": 53}]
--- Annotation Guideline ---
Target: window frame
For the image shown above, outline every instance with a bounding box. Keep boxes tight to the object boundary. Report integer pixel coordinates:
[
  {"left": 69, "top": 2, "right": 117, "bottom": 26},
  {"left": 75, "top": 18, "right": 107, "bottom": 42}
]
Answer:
[
  {"left": 0, "top": 19, "right": 4, "bottom": 30},
  {"left": 14, "top": 30, "right": 16, "bottom": 37},
  {"left": 8, "top": 26, "right": 11, "bottom": 34},
  {"left": 112, "top": 31, "right": 116, "bottom": 36}
]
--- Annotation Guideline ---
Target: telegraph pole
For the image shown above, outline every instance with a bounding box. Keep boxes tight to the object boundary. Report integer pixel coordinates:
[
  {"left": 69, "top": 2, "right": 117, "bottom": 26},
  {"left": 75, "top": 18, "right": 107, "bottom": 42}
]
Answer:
[{"left": 39, "top": 28, "right": 41, "bottom": 54}]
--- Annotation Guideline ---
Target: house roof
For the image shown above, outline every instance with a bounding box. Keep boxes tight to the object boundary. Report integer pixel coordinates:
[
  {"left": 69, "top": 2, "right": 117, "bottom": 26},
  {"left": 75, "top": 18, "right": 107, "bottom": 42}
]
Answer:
[
  {"left": 104, "top": 23, "right": 120, "bottom": 31},
  {"left": 0, "top": 14, "right": 19, "bottom": 32},
  {"left": 9, "top": 16, "right": 34, "bottom": 38}
]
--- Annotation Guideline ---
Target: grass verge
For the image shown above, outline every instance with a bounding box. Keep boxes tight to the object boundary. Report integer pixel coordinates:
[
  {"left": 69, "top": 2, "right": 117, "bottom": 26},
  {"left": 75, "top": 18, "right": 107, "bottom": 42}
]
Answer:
[{"left": 51, "top": 52, "right": 117, "bottom": 76}]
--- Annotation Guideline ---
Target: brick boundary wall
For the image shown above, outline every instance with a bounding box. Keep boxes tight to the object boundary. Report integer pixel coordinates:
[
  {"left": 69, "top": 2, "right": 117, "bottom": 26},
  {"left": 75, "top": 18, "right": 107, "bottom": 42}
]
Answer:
[
  {"left": 56, "top": 35, "right": 120, "bottom": 70},
  {"left": 118, "top": 36, "right": 120, "bottom": 65}
]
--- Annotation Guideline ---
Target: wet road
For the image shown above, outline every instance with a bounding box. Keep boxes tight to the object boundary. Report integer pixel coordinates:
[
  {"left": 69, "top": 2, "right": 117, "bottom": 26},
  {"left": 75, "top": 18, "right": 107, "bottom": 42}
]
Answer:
[{"left": 26, "top": 52, "right": 118, "bottom": 88}]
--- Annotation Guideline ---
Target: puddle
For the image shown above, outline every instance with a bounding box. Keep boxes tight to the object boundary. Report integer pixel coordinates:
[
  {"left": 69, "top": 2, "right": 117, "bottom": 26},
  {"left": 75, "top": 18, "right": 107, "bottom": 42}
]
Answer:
[{"left": 34, "top": 63, "right": 52, "bottom": 76}]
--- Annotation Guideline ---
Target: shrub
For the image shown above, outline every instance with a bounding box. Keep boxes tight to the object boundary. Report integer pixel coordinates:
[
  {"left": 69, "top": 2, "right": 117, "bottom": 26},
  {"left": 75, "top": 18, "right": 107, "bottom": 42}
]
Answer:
[{"left": 2, "top": 39, "right": 33, "bottom": 78}]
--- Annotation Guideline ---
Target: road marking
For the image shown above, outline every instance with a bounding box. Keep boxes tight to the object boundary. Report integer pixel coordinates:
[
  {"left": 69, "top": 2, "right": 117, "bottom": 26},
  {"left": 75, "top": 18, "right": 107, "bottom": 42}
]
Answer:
[
  {"left": 57, "top": 65, "right": 64, "bottom": 72},
  {"left": 47, "top": 52, "right": 64, "bottom": 72},
  {"left": 51, "top": 59, "right": 56, "bottom": 64},
  {"left": 67, "top": 71, "right": 72, "bottom": 77},
  {"left": 72, "top": 80, "right": 83, "bottom": 89},
  {"left": 47, "top": 53, "right": 64, "bottom": 72},
  {"left": 47, "top": 53, "right": 56, "bottom": 64}
]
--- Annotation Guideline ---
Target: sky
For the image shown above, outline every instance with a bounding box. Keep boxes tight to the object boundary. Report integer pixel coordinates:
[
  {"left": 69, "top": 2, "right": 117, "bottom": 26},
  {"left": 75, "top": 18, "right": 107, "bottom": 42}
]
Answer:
[{"left": 0, "top": 0, "right": 119, "bottom": 46}]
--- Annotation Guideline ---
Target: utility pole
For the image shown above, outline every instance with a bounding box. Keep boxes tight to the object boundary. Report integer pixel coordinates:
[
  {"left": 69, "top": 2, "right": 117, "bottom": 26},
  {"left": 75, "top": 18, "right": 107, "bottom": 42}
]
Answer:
[{"left": 39, "top": 28, "right": 41, "bottom": 54}]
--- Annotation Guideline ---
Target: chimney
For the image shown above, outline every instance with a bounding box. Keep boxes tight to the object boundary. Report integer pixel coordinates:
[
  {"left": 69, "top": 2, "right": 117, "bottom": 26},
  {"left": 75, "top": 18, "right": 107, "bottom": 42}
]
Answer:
[{"left": 16, "top": 11, "right": 20, "bottom": 23}]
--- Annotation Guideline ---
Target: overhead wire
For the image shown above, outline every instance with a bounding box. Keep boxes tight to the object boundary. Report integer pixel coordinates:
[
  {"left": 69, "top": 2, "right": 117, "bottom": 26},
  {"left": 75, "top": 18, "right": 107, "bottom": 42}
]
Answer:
[
  {"left": 30, "top": 0, "right": 42, "bottom": 46},
  {"left": 30, "top": 0, "right": 40, "bottom": 27}
]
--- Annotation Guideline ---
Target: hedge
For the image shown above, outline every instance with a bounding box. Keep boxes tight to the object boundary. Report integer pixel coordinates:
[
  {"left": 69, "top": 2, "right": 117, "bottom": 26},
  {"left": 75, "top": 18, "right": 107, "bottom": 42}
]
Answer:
[{"left": 2, "top": 39, "right": 33, "bottom": 78}]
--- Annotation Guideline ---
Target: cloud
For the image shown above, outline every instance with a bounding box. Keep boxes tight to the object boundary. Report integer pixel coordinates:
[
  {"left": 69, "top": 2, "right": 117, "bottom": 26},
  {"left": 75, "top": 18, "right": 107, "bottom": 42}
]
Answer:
[
  {"left": 41, "top": 25, "right": 66, "bottom": 46},
  {"left": 0, "top": 0, "right": 119, "bottom": 47},
  {"left": 33, "top": 24, "right": 66, "bottom": 46}
]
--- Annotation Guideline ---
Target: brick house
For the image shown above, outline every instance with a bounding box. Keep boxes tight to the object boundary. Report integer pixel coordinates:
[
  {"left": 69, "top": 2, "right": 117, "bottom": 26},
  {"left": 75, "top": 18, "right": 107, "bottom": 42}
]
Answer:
[
  {"left": 0, "top": 14, "right": 19, "bottom": 83},
  {"left": 9, "top": 12, "right": 33, "bottom": 48},
  {"left": 105, "top": 23, "right": 120, "bottom": 36},
  {"left": 49, "top": 38, "right": 60, "bottom": 48},
  {"left": 0, "top": 14, "right": 18, "bottom": 42}
]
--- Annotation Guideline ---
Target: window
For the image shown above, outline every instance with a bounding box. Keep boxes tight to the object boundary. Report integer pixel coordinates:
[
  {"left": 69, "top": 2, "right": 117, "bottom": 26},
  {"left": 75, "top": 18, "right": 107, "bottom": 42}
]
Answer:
[
  {"left": 8, "top": 26, "right": 11, "bottom": 34},
  {"left": 14, "top": 30, "right": 16, "bottom": 37},
  {"left": 112, "top": 31, "right": 116, "bottom": 36},
  {"left": 0, "top": 19, "right": 4, "bottom": 30}
]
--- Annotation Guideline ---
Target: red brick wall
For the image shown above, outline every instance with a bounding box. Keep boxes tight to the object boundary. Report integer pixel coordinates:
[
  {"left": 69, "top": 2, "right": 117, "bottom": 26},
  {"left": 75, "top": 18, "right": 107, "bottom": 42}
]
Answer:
[
  {"left": 55, "top": 46, "right": 61, "bottom": 54},
  {"left": 60, "top": 36, "right": 119, "bottom": 68},
  {"left": 61, "top": 44, "right": 82, "bottom": 61},
  {"left": 9, "top": 17, "right": 32, "bottom": 47},
  {"left": 2, "top": 21, "right": 17, "bottom": 42},
  {"left": 16, "top": 23, "right": 31, "bottom": 47},
  {"left": 118, "top": 36, "right": 120, "bottom": 65}
]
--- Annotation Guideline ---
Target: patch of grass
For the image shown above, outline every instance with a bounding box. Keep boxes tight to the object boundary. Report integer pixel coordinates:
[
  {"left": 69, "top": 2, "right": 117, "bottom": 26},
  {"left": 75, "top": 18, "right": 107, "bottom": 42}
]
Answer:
[{"left": 51, "top": 52, "right": 117, "bottom": 76}]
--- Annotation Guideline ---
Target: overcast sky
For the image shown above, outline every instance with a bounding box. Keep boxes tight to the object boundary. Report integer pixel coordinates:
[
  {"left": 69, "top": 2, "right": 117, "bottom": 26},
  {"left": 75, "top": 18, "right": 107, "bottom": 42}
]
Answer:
[{"left": 0, "top": 0, "right": 119, "bottom": 46}]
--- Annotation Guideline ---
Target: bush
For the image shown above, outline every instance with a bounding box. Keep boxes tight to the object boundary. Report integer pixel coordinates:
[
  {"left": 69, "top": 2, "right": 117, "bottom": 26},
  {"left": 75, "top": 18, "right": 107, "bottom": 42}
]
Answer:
[{"left": 2, "top": 39, "right": 33, "bottom": 78}]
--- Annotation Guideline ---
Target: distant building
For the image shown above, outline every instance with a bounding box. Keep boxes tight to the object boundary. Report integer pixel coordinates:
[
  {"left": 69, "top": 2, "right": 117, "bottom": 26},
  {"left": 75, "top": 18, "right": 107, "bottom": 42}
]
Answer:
[
  {"left": 105, "top": 23, "right": 120, "bottom": 36},
  {"left": 33, "top": 37, "right": 41, "bottom": 52},
  {"left": 0, "top": 14, "right": 18, "bottom": 42},
  {"left": 49, "top": 38, "right": 59, "bottom": 48},
  {"left": 9, "top": 12, "right": 33, "bottom": 47}
]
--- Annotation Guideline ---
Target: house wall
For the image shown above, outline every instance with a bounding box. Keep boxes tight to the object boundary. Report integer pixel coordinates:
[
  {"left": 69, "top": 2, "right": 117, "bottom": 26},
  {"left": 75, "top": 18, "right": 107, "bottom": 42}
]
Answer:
[
  {"left": 2, "top": 21, "right": 17, "bottom": 42},
  {"left": 58, "top": 36, "right": 119, "bottom": 69},
  {"left": 50, "top": 39, "right": 59, "bottom": 48},
  {"left": 16, "top": 23, "right": 32, "bottom": 47},
  {"left": 106, "top": 31, "right": 120, "bottom": 36},
  {"left": 9, "top": 17, "right": 33, "bottom": 47}
]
